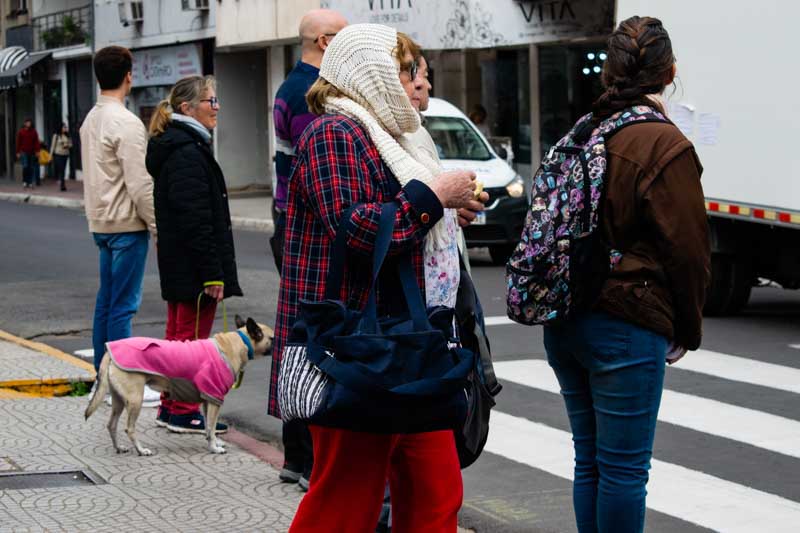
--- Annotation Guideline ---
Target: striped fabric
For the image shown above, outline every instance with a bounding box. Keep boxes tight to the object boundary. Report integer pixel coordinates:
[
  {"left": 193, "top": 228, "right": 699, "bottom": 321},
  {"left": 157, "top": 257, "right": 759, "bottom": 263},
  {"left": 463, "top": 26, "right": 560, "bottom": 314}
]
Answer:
[
  {"left": 0, "top": 46, "right": 28, "bottom": 72},
  {"left": 277, "top": 344, "right": 329, "bottom": 421}
]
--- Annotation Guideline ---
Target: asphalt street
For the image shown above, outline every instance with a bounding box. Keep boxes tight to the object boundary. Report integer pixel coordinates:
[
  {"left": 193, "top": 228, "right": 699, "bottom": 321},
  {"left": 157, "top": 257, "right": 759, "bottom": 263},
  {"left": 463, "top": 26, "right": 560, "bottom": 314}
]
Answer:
[{"left": 2, "top": 200, "right": 799, "bottom": 532}]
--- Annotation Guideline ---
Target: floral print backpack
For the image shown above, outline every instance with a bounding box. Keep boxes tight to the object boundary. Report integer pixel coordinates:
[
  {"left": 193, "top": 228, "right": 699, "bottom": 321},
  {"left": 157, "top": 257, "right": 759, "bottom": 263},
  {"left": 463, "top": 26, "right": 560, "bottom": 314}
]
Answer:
[{"left": 506, "top": 106, "right": 668, "bottom": 325}]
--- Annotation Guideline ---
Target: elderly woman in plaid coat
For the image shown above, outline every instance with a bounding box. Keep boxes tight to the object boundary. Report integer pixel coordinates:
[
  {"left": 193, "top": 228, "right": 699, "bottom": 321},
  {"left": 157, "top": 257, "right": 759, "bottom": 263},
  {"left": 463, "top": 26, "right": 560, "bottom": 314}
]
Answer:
[{"left": 270, "top": 24, "right": 488, "bottom": 533}]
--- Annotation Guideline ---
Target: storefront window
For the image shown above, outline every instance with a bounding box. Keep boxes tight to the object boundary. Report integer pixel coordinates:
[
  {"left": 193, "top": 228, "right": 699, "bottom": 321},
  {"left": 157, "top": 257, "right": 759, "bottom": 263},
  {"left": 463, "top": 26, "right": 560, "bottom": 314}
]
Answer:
[{"left": 539, "top": 43, "right": 606, "bottom": 158}]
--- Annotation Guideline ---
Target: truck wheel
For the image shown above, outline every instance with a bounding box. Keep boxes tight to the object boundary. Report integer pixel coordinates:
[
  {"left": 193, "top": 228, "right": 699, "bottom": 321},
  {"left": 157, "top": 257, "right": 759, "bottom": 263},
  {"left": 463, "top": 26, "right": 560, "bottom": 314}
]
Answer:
[
  {"left": 704, "top": 254, "right": 752, "bottom": 316},
  {"left": 489, "top": 244, "right": 516, "bottom": 266}
]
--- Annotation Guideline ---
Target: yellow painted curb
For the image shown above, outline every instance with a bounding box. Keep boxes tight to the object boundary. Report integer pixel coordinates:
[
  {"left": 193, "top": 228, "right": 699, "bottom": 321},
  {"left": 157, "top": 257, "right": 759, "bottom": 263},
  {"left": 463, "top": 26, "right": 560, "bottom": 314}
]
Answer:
[
  {"left": 0, "top": 389, "right": 39, "bottom": 399},
  {"left": 0, "top": 329, "right": 96, "bottom": 378}
]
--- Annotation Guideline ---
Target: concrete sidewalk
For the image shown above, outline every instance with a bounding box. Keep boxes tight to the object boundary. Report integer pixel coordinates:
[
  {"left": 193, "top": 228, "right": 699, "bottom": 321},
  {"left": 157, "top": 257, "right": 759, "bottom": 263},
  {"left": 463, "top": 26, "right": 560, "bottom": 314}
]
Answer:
[
  {"left": 0, "top": 178, "right": 275, "bottom": 233},
  {"left": 0, "top": 335, "right": 302, "bottom": 531}
]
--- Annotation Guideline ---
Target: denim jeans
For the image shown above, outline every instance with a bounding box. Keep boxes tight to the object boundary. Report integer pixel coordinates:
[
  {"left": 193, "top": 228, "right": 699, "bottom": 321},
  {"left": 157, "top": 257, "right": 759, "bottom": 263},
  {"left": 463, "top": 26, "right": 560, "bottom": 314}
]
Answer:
[
  {"left": 20, "top": 153, "right": 36, "bottom": 185},
  {"left": 544, "top": 312, "right": 667, "bottom": 533},
  {"left": 92, "top": 231, "right": 149, "bottom": 371}
]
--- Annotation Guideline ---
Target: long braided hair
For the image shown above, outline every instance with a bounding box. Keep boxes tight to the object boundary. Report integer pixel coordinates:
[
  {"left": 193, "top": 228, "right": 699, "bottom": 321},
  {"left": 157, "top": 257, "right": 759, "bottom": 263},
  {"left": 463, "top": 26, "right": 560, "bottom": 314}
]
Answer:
[{"left": 592, "top": 16, "right": 675, "bottom": 122}]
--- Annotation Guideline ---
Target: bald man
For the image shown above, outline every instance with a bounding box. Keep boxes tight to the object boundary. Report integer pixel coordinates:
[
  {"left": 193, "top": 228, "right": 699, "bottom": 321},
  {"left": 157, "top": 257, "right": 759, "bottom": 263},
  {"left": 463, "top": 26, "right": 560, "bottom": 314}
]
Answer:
[{"left": 271, "top": 8, "right": 347, "bottom": 492}]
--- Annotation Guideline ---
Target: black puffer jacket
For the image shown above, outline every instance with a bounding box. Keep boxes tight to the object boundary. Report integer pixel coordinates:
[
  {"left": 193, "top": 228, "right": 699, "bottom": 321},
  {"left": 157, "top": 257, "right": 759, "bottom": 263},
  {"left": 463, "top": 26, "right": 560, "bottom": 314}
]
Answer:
[{"left": 146, "top": 120, "right": 242, "bottom": 302}]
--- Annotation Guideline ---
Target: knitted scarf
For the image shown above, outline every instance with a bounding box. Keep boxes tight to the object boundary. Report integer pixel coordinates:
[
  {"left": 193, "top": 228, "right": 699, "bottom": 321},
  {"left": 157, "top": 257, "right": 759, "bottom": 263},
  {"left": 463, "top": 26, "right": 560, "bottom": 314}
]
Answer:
[{"left": 320, "top": 24, "right": 452, "bottom": 252}]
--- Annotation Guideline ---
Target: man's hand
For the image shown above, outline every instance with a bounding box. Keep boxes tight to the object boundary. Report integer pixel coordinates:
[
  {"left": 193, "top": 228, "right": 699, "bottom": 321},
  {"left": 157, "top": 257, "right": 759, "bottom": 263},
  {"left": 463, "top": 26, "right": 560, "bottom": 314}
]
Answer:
[
  {"left": 204, "top": 284, "right": 224, "bottom": 302},
  {"left": 457, "top": 192, "right": 489, "bottom": 227}
]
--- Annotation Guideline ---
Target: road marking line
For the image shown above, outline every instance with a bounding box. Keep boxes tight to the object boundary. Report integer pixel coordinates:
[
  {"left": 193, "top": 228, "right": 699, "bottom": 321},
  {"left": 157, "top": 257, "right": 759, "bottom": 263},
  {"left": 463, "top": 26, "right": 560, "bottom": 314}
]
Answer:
[
  {"left": 486, "top": 411, "right": 800, "bottom": 532},
  {"left": 484, "top": 316, "right": 516, "bottom": 326},
  {"left": 494, "top": 359, "right": 800, "bottom": 459},
  {"left": 677, "top": 349, "right": 800, "bottom": 395}
]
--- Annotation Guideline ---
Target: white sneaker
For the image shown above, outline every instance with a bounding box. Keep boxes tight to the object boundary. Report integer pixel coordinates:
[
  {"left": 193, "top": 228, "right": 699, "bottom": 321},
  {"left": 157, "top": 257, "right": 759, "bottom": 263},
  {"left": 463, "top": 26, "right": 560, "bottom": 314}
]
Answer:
[
  {"left": 104, "top": 394, "right": 112, "bottom": 406},
  {"left": 142, "top": 385, "right": 161, "bottom": 408}
]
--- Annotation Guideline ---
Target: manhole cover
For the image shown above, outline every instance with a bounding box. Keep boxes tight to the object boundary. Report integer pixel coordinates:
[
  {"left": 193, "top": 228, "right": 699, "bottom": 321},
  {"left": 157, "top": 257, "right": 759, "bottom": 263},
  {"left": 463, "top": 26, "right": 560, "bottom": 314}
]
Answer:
[{"left": 0, "top": 469, "right": 105, "bottom": 490}]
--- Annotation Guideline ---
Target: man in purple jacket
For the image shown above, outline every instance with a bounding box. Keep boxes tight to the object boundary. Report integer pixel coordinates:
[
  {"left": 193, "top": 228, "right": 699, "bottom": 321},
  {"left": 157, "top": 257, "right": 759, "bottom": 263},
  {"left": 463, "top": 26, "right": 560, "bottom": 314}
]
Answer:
[{"left": 270, "top": 8, "right": 347, "bottom": 492}]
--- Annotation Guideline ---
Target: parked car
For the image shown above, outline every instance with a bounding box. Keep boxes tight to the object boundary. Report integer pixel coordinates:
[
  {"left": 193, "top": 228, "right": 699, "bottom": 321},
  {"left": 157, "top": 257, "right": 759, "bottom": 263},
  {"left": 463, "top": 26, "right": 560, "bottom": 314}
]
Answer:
[{"left": 422, "top": 97, "right": 528, "bottom": 264}]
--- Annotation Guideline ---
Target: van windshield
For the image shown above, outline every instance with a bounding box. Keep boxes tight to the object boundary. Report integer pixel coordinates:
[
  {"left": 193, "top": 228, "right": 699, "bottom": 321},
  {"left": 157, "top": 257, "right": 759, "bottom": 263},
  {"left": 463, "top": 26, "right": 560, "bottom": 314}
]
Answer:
[{"left": 423, "top": 116, "right": 493, "bottom": 161}]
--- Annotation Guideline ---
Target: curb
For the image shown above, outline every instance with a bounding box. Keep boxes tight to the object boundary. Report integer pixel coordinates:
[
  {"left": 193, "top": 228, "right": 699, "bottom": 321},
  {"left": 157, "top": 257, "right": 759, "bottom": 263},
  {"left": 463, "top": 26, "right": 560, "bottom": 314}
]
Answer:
[
  {"left": 0, "top": 329, "right": 96, "bottom": 394},
  {"left": 0, "top": 192, "right": 83, "bottom": 210},
  {"left": 0, "top": 194, "right": 274, "bottom": 233},
  {"left": 224, "top": 428, "right": 285, "bottom": 470}
]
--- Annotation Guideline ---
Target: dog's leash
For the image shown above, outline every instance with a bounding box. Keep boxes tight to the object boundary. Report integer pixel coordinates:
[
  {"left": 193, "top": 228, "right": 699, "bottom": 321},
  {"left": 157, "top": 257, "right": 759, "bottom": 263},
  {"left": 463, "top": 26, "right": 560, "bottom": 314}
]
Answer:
[{"left": 195, "top": 290, "right": 244, "bottom": 389}]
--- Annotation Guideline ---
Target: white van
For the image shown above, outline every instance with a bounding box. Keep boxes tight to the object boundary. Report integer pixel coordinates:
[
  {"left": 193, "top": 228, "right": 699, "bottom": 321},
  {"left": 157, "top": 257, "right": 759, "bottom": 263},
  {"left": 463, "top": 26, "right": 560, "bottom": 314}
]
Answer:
[{"left": 421, "top": 97, "right": 528, "bottom": 264}]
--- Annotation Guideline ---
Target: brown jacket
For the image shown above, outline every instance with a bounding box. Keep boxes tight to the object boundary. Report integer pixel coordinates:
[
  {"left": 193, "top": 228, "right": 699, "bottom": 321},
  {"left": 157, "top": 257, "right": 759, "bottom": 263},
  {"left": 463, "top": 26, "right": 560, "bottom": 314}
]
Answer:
[{"left": 596, "top": 121, "right": 711, "bottom": 350}]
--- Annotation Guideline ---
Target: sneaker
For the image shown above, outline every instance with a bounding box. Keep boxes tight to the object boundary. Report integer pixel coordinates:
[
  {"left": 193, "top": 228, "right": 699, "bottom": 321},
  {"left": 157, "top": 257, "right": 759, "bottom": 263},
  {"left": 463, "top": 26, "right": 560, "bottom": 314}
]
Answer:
[
  {"left": 279, "top": 462, "right": 302, "bottom": 484},
  {"left": 167, "top": 412, "right": 228, "bottom": 434},
  {"left": 155, "top": 406, "right": 170, "bottom": 428},
  {"left": 142, "top": 385, "right": 161, "bottom": 408},
  {"left": 298, "top": 464, "right": 312, "bottom": 492}
]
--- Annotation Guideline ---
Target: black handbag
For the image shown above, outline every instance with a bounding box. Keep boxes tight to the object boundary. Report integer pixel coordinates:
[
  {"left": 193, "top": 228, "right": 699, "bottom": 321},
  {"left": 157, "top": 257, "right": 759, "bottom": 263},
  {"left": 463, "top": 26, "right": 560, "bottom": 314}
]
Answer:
[
  {"left": 277, "top": 202, "right": 473, "bottom": 433},
  {"left": 454, "top": 258, "right": 502, "bottom": 468}
]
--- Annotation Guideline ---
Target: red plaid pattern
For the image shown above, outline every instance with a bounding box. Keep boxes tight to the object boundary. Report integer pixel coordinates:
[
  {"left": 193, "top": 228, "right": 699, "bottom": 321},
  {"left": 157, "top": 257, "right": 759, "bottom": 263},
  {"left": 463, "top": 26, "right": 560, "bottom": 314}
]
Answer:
[{"left": 268, "top": 114, "right": 443, "bottom": 417}]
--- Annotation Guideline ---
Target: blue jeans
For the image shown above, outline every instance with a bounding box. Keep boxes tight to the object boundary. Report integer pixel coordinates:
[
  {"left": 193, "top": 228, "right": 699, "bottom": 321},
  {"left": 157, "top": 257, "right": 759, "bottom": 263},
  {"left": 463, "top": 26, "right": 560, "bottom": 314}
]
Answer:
[
  {"left": 544, "top": 312, "right": 667, "bottom": 533},
  {"left": 92, "top": 231, "right": 149, "bottom": 371},
  {"left": 20, "top": 153, "right": 36, "bottom": 185}
]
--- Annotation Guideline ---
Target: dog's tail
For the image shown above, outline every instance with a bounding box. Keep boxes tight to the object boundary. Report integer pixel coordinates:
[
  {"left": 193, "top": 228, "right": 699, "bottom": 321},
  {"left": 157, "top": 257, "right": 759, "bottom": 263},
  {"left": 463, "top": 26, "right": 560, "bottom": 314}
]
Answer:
[{"left": 84, "top": 353, "right": 110, "bottom": 420}]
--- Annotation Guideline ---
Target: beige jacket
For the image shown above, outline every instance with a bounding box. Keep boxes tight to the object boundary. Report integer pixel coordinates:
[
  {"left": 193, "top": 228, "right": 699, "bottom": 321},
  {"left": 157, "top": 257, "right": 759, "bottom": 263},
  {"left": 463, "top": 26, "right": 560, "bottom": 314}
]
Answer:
[{"left": 80, "top": 95, "right": 156, "bottom": 236}]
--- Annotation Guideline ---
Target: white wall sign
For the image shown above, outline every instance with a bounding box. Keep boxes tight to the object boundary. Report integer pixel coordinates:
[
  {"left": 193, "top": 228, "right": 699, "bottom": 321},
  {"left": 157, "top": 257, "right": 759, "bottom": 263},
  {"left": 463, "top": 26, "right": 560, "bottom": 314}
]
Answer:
[
  {"left": 132, "top": 43, "right": 203, "bottom": 88},
  {"left": 321, "top": 0, "right": 614, "bottom": 49}
]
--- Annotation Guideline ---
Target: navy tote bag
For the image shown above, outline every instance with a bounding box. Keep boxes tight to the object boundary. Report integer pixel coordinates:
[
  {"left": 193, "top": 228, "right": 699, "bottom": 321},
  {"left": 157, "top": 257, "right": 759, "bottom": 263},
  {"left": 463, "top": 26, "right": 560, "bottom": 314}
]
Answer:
[{"left": 278, "top": 202, "right": 472, "bottom": 433}]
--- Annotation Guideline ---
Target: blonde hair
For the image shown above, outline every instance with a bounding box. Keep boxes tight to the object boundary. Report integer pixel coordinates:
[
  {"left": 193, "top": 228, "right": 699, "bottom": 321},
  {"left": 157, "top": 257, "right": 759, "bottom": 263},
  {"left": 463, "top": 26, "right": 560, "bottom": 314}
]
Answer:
[
  {"left": 148, "top": 75, "right": 216, "bottom": 136},
  {"left": 305, "top": 32, "right": 421, "bottom": 116}
]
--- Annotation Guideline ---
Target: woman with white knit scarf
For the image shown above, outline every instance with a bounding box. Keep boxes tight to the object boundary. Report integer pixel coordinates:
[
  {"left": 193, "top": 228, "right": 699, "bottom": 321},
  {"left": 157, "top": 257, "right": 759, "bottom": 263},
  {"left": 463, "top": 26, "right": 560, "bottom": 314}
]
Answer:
[{"left": 279, "top": 24, "right": 488, "bottom": 532}]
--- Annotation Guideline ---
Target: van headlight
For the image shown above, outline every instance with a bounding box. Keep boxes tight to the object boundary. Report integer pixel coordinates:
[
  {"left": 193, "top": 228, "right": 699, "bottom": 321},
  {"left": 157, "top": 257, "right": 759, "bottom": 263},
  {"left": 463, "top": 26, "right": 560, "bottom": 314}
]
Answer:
[{"left": 506, "top": 175, "right": 525, "bottom": 198}]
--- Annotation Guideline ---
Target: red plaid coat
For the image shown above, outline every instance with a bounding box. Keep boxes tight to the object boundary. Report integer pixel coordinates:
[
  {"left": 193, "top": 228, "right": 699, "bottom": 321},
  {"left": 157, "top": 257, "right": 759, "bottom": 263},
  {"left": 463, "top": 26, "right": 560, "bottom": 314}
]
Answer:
[{"left": 268, "top": 114, "right": 444, "bottom": 417}]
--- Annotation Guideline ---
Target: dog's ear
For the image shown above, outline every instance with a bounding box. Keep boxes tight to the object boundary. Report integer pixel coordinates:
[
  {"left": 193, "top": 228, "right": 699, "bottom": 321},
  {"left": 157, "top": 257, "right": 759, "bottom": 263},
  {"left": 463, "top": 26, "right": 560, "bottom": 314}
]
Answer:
[
  {"left": 246, "top": 317, "right": 264, "bottom": 342},
  {"left": 235, "top": 314, "right": 246, "bottom": 329}
]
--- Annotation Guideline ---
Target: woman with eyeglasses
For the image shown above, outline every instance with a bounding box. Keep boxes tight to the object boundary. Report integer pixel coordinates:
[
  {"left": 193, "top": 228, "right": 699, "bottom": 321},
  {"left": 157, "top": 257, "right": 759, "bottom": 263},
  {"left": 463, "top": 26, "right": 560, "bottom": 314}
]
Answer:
[{"left": 145, "top": 75, "right": 243, "bottom": 434}]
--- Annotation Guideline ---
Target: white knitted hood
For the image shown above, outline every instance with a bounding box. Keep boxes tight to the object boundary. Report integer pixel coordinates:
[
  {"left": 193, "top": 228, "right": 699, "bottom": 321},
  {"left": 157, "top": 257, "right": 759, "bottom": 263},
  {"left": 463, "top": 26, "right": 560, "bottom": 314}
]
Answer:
[{"left": 319, "top": 23, "right": 453, "bottom": 252}]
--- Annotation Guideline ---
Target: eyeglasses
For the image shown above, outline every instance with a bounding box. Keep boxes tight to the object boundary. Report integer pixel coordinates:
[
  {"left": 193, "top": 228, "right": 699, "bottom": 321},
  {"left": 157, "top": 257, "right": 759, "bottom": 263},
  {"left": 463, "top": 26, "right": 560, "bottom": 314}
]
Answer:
[
  {"left": 401, "top": 59, "right": 419, "bottom": 82},
  {"left": 313, "top": 33, "right": 338, "bottom": 44},
  {"left": 199, "top": 97, "right": 219, "bottom": 109}
]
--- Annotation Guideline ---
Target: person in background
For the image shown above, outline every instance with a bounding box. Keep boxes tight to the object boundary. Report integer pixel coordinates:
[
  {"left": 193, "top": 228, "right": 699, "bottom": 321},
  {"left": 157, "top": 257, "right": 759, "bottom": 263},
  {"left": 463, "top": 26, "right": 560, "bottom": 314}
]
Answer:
[
  {"left": 80, "top": 46, "right": 158, "bottom": 411},
  {"left": 16, "top": 118, "right": 40, "bottom": 189},
  {"left": 146, "top": 75, "right": 242, "bottom": 435},
  {"left": 37, "top": 142, "right": 51, "bottom": 183},
  {"left": 468, "top": 104, "right": 490, "bottom": 138},
  {"left": 271, "top": 7, "right": 348, "bottom": 492},
  {"left": 52, "top": 124, "right": 73, "bottom": 191},
  {"left": 542, "top": 16, "right": 710, "bottom": 533}
]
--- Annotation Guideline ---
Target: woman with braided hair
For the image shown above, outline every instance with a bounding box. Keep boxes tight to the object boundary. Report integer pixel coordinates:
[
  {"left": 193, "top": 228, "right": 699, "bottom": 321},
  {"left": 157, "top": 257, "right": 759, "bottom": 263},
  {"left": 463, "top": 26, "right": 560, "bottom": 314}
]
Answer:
[{"left": 543, "top": 16, "right": 710, "bottom": 533}]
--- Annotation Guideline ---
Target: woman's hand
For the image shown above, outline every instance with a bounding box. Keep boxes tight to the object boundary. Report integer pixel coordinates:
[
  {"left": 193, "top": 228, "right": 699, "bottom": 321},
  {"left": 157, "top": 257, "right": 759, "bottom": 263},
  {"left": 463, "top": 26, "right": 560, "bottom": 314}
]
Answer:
[
  {"left": 457, "top": 192, "right": 489, "bottom": 227},
  {"left": 430, "top": 170, "right": 481, "bottom": 209},
  {"left": 204, "top": 284, "right": 224, "bottom": 302},
  {"left": 666, "top": 342, "right": 687, "bottom": 365}
]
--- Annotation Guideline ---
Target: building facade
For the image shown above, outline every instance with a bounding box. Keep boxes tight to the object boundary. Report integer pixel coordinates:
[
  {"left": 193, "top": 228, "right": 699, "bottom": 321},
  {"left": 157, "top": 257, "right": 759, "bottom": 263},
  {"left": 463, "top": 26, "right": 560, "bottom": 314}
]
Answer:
[{"left": 215, "top": 0, "right": 614, "bottom": 190}]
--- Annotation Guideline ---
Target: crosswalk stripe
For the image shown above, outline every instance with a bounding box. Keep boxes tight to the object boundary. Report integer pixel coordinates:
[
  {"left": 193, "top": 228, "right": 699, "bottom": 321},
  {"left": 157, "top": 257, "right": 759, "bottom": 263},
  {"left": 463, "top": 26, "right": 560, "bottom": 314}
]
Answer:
[
  {"left": 486, "top": 411, "right": 800, "bottom": 532},
  {"left": 484, "top": 316, "right": 515, "bottom": 326},
  {"left": 494, "top": 359, "right": 800, "bottom": 459},
  {"left": 679, "top": 349, "right": 800, "bottom": 394}
]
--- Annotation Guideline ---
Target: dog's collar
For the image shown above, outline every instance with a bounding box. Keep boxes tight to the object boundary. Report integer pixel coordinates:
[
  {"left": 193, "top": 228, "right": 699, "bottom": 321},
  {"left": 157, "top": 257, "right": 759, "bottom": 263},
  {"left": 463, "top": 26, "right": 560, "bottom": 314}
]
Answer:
[{"left": 237, "top": 330, "right": 255, "bottom": 360}]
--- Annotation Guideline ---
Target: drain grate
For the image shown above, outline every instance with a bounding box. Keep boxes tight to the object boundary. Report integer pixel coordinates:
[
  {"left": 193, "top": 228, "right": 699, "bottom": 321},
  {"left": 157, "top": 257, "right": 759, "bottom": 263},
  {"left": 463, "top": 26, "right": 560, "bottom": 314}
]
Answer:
[{"left": 0, "top": 469, "right": 106, "bottom": 490}]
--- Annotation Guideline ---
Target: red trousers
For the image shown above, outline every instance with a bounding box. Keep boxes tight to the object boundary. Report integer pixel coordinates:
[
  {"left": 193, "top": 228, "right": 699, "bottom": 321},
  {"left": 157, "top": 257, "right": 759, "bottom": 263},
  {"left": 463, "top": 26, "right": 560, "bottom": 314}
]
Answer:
[
  {"left": 289, "top": 426, "right": 463, "bottom": 533},
  {"left": 160, "top": 298, "right": 217, "bottom": 415}
]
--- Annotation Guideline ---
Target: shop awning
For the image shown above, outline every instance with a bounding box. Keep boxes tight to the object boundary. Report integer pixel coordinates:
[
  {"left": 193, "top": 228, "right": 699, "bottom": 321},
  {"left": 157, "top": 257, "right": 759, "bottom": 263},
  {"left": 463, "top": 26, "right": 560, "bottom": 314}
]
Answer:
[
  {"left": 0, "top": 51, "right": 51, "bottom": 90},
  {"left": 0, "top": 46, "right": 28, "bottom": 72}
]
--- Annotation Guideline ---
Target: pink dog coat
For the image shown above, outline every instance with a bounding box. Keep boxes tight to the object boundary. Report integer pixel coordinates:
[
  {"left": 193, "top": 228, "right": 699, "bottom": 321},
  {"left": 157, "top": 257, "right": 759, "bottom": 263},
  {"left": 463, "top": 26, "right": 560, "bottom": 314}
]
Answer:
[{"left": 106, "top": 337, "right": 236, "bottom": 405}]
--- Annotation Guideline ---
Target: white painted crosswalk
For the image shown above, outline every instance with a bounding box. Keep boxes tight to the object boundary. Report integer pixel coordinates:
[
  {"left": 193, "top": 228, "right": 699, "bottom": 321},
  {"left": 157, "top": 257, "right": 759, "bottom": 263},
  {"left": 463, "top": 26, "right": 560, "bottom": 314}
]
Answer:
[{"left": 484, "top": 353, "right": 800, "bottom": 531}]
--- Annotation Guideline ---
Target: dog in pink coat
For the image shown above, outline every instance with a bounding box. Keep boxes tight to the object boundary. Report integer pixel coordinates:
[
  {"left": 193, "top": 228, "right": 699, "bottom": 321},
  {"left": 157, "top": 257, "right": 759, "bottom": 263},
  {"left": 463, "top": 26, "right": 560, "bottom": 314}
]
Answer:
[{"left": 85, "top": 316, "right": 272, "bottom": 456}]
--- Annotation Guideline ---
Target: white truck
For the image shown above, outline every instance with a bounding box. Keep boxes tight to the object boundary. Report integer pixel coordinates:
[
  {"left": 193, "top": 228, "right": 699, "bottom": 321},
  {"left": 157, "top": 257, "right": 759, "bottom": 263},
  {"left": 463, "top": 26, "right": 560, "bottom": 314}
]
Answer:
[{"left": 616, "top": 0, "right": 800, "bottom": 314}]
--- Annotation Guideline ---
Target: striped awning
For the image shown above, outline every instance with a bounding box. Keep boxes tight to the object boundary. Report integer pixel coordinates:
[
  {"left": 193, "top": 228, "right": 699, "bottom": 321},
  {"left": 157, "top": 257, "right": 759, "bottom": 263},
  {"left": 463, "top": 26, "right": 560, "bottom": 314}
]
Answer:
[
  {"left": 0, "top": 49, "right": 50, "bottom": 90},
  {"left": 0, "top": 46, "right": 29, "bottom": 72}
]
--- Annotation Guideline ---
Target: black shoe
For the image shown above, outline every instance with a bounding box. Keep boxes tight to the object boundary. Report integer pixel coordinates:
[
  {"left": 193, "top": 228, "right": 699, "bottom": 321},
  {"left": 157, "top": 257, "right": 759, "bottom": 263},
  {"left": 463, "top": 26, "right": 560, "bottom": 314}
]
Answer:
[
  {"left": 167, "top": 412, "right": 228, "bottom": 434},
  {"left": 155, "top": 406, "right": 170, "bottom": 428},
  {"left": 279, "top": 462, "right": 302, "bottom": 483}
]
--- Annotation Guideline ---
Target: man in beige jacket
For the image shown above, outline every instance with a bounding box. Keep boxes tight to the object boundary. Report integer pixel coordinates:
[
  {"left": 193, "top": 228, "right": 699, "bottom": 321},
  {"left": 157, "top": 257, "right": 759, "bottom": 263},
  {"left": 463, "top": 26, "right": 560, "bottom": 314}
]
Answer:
[{"left": 81, "top": 46, "right": 158, "bottom": 408}]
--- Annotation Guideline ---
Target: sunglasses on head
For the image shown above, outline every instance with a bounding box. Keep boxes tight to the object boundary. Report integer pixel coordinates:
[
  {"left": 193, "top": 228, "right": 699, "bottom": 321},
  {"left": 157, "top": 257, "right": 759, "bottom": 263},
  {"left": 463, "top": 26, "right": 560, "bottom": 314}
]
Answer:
[{"left": 313, "top": 33, "right": 338, "bottom": 44}]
